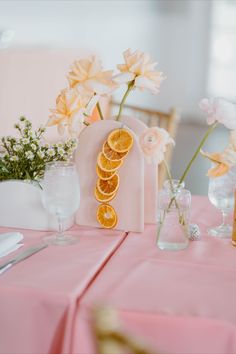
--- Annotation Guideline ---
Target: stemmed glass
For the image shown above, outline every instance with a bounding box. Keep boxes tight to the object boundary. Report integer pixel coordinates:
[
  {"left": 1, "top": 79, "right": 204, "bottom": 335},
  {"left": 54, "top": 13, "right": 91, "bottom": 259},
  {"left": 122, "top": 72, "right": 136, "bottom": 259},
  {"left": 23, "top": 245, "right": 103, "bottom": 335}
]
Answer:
[
  {"left": 41, "top": 161, "right": 80, "bottom": 245},
  {"left": 208, "top": 167, "right": 236, "bottom": 238}
]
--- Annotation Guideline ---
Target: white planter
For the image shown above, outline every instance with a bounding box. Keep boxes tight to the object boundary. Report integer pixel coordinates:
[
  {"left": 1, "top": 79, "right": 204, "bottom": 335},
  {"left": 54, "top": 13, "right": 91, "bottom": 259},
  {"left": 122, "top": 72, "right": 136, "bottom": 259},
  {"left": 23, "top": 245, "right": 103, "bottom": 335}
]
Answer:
[{"left": 0, "top": 180, "right": 74, "bottom": 231}]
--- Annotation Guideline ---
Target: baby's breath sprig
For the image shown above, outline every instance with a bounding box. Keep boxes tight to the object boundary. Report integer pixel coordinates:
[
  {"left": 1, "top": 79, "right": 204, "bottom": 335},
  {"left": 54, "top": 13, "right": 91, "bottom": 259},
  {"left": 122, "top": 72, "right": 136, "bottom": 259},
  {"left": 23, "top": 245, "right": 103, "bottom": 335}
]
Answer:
[{"left": 0, "top": 117, "right": 77, "bottom": 182}]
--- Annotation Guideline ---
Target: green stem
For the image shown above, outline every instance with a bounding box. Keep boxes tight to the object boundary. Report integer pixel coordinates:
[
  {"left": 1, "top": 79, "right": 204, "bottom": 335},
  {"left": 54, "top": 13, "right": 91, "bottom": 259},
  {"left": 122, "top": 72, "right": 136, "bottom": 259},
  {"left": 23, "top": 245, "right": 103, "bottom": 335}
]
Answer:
[
  {"left": 163, "top": 158, "right": 173, "bottom": 184},
  {"left": 167, "top": 121, "right": 218, "bottom": 211},
  {"left": 96, "top": 102, "right": 104, "bottom": 120},
  {"left": 163, "top": 159, "right": 183, "bottom": 221},
  {"left": 116, "top": 81, "right": 135, "bottom": 121},
  {"left": 179, "top": 122, "right": 218, "bottom": 185}
]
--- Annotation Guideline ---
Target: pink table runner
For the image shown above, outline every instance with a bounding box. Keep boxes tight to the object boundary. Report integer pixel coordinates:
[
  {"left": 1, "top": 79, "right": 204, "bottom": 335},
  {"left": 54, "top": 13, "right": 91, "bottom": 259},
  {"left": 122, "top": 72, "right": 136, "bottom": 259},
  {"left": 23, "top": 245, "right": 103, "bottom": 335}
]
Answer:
[
  {"left": 74, "top": 196, "right": 236, "bottom": 354},
  {"left": 0, "top": 225, "right": 126, "bottom": 354}
]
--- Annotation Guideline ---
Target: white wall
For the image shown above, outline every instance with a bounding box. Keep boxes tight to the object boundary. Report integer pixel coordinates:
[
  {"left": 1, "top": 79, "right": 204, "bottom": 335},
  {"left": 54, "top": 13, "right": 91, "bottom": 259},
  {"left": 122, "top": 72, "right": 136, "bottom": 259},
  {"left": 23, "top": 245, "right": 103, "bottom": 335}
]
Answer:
[
  {"left": 0, "top": 0, "right": 228, "bottom": 195},
  {"left": 0, "top": 0, "right": 212, "bottom": 120}
]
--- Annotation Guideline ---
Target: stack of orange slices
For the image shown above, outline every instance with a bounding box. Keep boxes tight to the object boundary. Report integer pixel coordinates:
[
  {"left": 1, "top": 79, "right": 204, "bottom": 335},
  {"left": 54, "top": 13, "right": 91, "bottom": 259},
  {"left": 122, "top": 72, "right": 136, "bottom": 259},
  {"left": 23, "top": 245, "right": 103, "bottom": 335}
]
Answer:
[{"left": 95, "top": 128, "right": 133, "bottom": 229}]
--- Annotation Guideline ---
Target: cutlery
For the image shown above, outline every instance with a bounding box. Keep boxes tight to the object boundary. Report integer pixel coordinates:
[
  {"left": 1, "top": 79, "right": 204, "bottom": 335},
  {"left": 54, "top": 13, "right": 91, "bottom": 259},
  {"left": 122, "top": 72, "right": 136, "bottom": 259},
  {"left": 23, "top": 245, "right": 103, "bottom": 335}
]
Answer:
[{"left": 0, "top": 243, "right": 48, "bottom": 275}]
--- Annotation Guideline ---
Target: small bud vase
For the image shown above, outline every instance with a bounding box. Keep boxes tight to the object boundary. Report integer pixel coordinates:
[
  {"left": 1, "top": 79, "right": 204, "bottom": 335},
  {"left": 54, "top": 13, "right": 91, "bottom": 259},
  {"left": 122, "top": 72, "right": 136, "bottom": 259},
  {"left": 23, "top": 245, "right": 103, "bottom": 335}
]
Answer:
[{"left": 157, "top": 180, "right": 191, "bottom": 251}]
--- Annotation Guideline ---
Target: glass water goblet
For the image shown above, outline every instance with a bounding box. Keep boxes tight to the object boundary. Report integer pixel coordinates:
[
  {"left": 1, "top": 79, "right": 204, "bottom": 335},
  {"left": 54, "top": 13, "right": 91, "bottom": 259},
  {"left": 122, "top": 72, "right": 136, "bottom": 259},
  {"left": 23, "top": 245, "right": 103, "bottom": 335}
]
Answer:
[
  {"left": 208, "top": 168, "right": 236, "bottom": 238},
  {"left": 41, "top": 161, "right": 80, "bottom": 246}
]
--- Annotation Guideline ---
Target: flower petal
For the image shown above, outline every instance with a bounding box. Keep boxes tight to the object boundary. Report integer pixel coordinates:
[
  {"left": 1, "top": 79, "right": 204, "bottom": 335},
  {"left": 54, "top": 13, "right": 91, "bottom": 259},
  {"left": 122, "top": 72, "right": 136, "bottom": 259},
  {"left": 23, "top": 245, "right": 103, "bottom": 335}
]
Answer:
[
  {"left": 135, "top": 76, "right": 160, "bottom": 94},
  {"left": 113, "top": 72, "right": 135, "bottom": 84},
  {"left": 207, "top": 163, "right": 230, "bottom": 177}
]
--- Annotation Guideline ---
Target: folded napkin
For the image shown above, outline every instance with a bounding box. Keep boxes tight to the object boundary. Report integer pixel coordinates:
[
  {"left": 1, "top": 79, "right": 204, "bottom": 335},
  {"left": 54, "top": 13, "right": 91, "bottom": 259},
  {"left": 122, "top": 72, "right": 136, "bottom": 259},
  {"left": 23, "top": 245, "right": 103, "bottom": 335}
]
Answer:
[{"left": 0, "top": 232, "right": 24, "bottom": 258}]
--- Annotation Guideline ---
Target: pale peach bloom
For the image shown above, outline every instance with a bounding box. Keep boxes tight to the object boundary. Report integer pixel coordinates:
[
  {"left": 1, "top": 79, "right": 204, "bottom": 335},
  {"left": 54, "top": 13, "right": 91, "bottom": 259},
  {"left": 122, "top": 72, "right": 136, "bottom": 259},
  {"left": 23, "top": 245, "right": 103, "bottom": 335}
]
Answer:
[
  {"left": 201, "top": 149, "right": 236, "bottom": 177},
  {"left": 47, "top": 88, "right": 97, "bottom": 136},
  {"left": 139, "top": 127, "right": 174, "bottom": 164},
  {"left": 201, "top": 128, "right": 236, "bottom": 177},
  {"left": 199, "top": 97, "right": 236, "bottom": 130},
  {"left": 114, "top": 49, "right": 165, "bottom": 94},
  {"left": 201, "top": 151, "right": 230, "bottom": 177},
  {"left": 86, "top": 106, "right": 100, "bottom": 124},
  {"left": 67, "top": 56, "right": 116, "bottom": 96}
]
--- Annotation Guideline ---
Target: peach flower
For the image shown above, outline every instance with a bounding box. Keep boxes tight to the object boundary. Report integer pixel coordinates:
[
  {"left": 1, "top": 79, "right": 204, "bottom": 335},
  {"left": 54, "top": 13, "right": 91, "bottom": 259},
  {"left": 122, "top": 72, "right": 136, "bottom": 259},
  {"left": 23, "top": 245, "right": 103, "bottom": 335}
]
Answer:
[
  {"left": 67, "top": 56, "right": 116, "bottom": 96},
  {"left": 199, "top": 97, "right": 236, "bottom": 130},
  {"left": 47, "top": 88, "right": 98, "bottom": 136},
  {"left": 114, "top": 49, "right": 165, "bottom": 94},
  {"left": 139, "top": 127, "right": 174, "bottom": 164},
  {"left": 201, "top": 146, "right": 236, "bottom": 177}
]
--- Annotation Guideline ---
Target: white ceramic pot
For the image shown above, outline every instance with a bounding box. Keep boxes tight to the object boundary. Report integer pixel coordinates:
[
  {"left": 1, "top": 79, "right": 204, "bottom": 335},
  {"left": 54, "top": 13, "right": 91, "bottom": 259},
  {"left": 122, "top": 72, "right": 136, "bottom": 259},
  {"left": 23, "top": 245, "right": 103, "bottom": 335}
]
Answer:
[{"left": 0, "top": 180, "right": 74, "bottom": 231}]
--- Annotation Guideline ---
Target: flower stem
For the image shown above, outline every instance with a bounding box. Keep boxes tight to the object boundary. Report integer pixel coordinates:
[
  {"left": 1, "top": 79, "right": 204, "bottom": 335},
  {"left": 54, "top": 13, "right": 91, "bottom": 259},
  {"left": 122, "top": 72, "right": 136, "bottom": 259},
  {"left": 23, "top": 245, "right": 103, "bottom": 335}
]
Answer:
[
  {"left": 163, "top": 159, "right": 183, "bottom": 221},
  {"left": 163, "top": 158, "right": 173, "bottom": 184},
  {"left": 178, "top": 122, "right": 218, "bottom": 185},
  {"left": 167, "top": 121, "right": 218, "bottom": 211},
  {"left": 116, "top": 81, "right": 135, "bottom": 121},
  {"left": 96, "top": 102, "right": 104, "bottom": 120}
]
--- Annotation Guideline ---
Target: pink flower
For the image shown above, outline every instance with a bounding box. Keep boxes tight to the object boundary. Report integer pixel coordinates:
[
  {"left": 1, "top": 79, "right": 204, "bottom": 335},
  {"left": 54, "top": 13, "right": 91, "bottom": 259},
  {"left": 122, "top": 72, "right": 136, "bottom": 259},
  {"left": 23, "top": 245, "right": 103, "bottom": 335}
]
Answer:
[
  {"left": 114, "top": 49, "right": 165, "bottom": 94},
  {"left": 199, "top": 97, "right": 236, "bottom": 130},
  {"left": 139, "top": 127, "right": 175, "bottom": 164}
]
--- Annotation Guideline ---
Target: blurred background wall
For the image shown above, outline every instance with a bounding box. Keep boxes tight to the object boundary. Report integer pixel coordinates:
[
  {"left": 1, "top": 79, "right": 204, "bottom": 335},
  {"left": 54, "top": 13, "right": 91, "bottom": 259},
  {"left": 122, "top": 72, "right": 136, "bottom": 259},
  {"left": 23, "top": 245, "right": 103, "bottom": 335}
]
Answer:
[{"left": 0, "top": 0, "right": 235, "bottom": 194}]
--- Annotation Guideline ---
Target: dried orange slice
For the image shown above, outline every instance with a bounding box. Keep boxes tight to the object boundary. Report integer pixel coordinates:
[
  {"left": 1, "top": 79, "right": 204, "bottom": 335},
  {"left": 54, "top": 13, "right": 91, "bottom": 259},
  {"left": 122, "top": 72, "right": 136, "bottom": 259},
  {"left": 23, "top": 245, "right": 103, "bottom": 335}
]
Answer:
[
  {"left": 96, "top": 164, "right": 116, "bottom": 180},
  {"left": 97, "top": 152, "right": 123, "bottom": 172},
  {"left": 94, "top": 186, "right": 116, "bottom": 203},
  {"left": 97, "top": 174, "right": 119, "bottom": 196},
  {"left": 97, "top": 204, "right": 118, "bottom": 229},
  {"left": 107, "top": 128, "right": 133, "bottom": 153},
  {"left": 102, "top": 141, "right": 128, "bottom": 161}
]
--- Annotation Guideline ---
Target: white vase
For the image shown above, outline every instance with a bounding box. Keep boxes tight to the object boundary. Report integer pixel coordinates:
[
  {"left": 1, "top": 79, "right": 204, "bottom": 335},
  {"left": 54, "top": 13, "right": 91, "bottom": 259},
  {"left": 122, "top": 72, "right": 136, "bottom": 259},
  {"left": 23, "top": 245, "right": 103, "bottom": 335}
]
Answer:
[{"left": 0, "top": 180, "right": 74, "bottom": 231}]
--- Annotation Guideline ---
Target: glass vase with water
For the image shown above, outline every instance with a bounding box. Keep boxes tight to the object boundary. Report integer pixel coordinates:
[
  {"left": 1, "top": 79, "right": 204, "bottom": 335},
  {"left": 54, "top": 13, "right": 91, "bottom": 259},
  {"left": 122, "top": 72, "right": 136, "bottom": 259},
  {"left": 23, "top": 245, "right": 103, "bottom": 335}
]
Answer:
[{"left": 157, "top": 180, "right": 191, "bottom": 251}]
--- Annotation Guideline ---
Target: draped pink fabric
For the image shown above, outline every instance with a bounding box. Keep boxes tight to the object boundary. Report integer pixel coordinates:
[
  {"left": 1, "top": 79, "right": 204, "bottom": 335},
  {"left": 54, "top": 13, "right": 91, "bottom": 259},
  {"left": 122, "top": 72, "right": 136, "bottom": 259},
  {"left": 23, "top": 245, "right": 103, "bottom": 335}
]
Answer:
[
  {"left": 1, "top": 196, "right": 236, "bottom": 354},
  {"left": 73, "top": 196, "right": 236, "bottom": 354},
  {"left": 0, "top": 225, "right": 126, "bottom": 354}
]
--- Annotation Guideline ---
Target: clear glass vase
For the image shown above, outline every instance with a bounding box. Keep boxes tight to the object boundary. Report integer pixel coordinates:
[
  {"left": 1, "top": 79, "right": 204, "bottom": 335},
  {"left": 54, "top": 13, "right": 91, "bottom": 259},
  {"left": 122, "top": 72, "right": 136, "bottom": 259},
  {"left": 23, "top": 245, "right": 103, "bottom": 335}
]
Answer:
[{"left": 157, "top": 180, "right": 191, "bottom": 251}]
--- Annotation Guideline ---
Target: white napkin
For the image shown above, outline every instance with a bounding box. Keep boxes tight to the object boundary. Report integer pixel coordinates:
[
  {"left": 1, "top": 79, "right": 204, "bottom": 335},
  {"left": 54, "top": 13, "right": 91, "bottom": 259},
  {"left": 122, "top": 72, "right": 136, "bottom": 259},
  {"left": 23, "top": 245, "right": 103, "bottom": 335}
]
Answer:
[{"left": 0, "top": 232, "right": 24, "bottom": 258}]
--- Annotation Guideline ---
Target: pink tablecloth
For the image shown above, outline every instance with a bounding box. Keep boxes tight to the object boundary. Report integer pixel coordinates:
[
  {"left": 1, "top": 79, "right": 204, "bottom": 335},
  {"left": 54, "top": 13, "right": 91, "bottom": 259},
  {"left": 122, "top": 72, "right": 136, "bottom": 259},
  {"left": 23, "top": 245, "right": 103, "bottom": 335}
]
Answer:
[
  {"left": 74, "top": 196, "right": 236, "bottom": 354},
  {"left": 0, "top": 225, "right": 126, "bottom": 354}
]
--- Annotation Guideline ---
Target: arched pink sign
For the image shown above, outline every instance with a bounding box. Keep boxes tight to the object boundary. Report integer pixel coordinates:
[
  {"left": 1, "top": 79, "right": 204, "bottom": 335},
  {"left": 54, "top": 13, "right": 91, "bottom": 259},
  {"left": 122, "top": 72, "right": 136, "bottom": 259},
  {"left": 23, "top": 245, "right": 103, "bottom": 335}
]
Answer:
[{"left": 75, "top": 116, "right": 157, "bottom": 232}]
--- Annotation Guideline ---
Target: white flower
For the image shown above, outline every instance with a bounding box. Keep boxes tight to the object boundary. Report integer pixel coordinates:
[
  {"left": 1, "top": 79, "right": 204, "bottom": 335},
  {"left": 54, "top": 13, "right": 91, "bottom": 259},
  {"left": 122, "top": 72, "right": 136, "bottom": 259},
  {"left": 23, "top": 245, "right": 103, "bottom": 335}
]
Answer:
[
  {"left": 29, "top": 131, "right": 36, "bottom": 138},
  {"left": 199, "top": 97, "right": 236, "bottom": 130},
  {"left": 31, "top": 144, "right": 37, "bottom": 151},
  {"left": 67, "top": 148, "right": 73, "bottom": 155},
  {"left": 10, "top": 156, "right": 19, "bottom": 162},
  {"left": 37, "top": 150, "right": 45, "bottom": 159},
  {"left": 21, "top": 138, "right": 29, "bottom": 145},
  {"left": 13, "top": 144, "right": 22, "bottom": 152},
  {"left": 114, "top": 49, "right": 165, "bottom": 94},
  {"left": 47, "top": 148, "right": 55, "bottom": 157},
  {"left": 25, "top": 151, "right": 34, "bottom": 160},
  {"left": 58, "top": 147, "right": 65, "bottom": 156}
]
